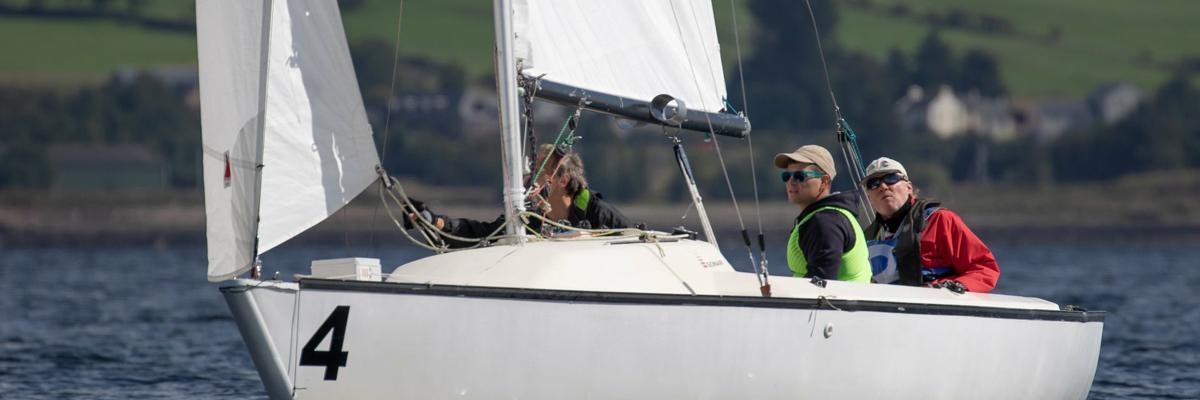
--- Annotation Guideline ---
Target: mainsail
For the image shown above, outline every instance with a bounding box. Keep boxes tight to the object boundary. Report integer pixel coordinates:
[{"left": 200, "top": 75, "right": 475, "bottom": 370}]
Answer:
[
  {"left": 513, "top": 0, "right": 749, "bottom": 136},
  {"left": 198, "top": 0, "right": 380, "bottom": 282}
]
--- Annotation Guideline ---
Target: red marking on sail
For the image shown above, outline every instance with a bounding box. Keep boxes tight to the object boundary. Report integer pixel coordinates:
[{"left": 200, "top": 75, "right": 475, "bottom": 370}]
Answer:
[{"left": 223, "top": 152, "right": 232, "bottom": 187}]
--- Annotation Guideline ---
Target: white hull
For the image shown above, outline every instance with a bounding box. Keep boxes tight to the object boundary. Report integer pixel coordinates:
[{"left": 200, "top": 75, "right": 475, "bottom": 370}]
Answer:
[{"left": 222, "top": 239, "right": 1103, "bottom": 399}]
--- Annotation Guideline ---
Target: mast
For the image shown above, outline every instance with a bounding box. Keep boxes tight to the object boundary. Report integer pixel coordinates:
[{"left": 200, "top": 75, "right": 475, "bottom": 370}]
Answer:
[
  {"left": 493, "top": 0, "right": 526, "bottom": 243},
  {"left": 249, "top": 0, "right": 274, "bottom": 274}
]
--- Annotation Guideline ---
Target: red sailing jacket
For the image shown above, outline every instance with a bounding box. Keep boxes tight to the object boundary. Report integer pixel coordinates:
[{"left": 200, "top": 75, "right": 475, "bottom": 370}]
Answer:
[{"left": 919, "top": 209, "right": 1000, "bottom": 292}]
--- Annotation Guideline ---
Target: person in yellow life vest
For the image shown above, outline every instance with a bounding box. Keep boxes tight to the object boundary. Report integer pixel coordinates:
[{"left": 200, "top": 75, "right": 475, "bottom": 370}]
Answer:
[{"left": 773, "top": 145, "right": 871, "bottom": 283}]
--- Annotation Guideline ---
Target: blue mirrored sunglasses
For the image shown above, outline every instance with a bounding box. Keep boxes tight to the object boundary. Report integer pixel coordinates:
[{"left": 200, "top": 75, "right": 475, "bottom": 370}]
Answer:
[
  {"left": 780, "top": 170, "right": 825, "bottom": 183},
  {"left": 864, "top": 172, "right": 905, "bottom": 190}
]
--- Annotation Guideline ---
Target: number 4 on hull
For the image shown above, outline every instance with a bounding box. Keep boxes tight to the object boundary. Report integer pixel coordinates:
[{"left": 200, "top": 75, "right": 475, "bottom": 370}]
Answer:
[{"left": 299, "top": 306, "right": 350, "bottom": 380}]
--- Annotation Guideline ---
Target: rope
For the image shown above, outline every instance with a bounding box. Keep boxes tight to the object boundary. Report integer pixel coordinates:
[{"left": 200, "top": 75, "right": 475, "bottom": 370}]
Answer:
[
  {"left": 801, "top": 0, "right": 871, "bottom": 220},
  {"left": 370, "top": 0, "right": 408, "bottom": 249},
  {"left": 802, "top": 0, "right": 841, "bottom": 123},
  {"left": 381, "top": 175, "right": 508, "bottom": 245},
  {"left": 671, "top": 0, "right": 764, "bottom": 291},
  {"left": 729, "top": 0, "right": 770, "bottom": 290},
  {"left": 379, "top": 171, "right": 664, "bottom": 253},
  {"left": 527, "top": 107, "right": 581, "bottom": 197},
  {"left": 729, "top": 0, "right": 751, "bottom": 119}
]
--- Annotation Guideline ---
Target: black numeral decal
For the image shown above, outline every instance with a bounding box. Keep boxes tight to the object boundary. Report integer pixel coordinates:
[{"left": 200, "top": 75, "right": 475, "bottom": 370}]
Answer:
[{"left": 299, "top": 306, "right": 350, "bottom": 380}]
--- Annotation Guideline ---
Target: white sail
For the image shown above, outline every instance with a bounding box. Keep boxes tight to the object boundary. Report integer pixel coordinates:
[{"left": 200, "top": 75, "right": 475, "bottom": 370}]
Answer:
[
  {"left": 198, "top": 0, "right": 380, "bottom": 282},
  {"left": 198, "top": 0, "right": 270, "bottom": 282},
  {"left": 514, "top": 0, "right": 730, "bottom": 114}
]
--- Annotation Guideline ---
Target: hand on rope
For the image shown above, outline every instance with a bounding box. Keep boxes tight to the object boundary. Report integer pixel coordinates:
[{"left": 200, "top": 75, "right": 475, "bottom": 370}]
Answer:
[
  {"left": 379, "top": 173, "right": 656, "bottom": 253},
  {"left": 398, "top": 197, "right": 441, "bottom": 231}
]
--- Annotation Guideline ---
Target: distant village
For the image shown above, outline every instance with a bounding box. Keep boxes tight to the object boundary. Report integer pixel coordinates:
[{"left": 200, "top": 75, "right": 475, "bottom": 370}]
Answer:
[
  {"left": 49, "top": 66, "right": 1146, "bottom": 192},
  {"left": 895, "top": 82, "right": 1142, "bottom": 143}
]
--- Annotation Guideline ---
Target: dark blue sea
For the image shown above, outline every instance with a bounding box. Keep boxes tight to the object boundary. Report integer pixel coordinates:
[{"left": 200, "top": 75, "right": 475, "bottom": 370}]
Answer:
[{"left": 2, "top": 233, "right": 1197, "bottom": 399}]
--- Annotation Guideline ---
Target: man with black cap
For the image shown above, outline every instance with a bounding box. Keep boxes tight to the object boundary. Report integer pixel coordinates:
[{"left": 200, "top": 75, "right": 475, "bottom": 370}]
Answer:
[
  {"left": 860, "top": 157, "right": 999, "bottom": 293},
  {"left": 774, "top": 145, "right": 871, "bottom": 283}
]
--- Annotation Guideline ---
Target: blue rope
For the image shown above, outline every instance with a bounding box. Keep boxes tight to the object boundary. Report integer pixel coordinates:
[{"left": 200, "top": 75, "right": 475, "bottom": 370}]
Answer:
[
  {"left": 839, "top": 118, "right": 867, "bottom": 178},
  {"left": 723, "top": 98, "right": 740, "bottom": 115},
  {"left": 529, "top": 111, "right": 579, "bottom": 185}
]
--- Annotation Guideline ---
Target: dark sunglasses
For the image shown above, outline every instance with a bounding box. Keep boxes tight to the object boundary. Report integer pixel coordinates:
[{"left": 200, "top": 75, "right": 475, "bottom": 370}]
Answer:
[
  {"left": 864, "top": 173, "right": 906, "bottom": 190},
  {"left": 780, "top": 170, "right": 825, "bottom": 183}
]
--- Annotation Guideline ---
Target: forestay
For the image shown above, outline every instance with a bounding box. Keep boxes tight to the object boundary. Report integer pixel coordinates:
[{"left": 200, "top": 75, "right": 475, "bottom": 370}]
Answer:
[
  {"left": 514, "top": 0, "right": 739, "bottom": 131},
  {"left": 198, "top": 0, "right": 380, "bottom": 282}
]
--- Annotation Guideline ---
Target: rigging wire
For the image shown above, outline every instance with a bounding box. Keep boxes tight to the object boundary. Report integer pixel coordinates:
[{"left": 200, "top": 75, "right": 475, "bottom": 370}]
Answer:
[
  {"left": 728, "top": 0, "right": 770, "bottom": 292},
  {"left": 526, "top": 107, "right": 582, "bottom": 197},
  {"left": 801, "top": 0, "right": 872, "bottom": 220},
  {"left": 519, "top": 76, "right": 543, "bottom": 176},
  {"left": 369, "top": 0, "right": 408, "bottom": 249},
  {"left": 671, "top": 0, "right": 768, "bottom": 295}
]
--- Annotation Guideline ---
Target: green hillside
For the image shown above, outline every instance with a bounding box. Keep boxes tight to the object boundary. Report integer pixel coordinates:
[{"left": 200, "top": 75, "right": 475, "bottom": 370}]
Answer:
[
  {"left": 0, "top": 0, "right": 1196, "bottom": 98},
  {"left": 339, "top": 0, "right": 493, "bottom": 78},
  {"left": 0, "top": 16, "right": 195, "bottom": 86},
  {"left": 837, "top": 0, "right": 1200, "bottom": 97}
]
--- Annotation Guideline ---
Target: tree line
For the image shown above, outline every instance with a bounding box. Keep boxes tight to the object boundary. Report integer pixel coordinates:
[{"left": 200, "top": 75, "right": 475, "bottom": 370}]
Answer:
[{"left": 1, "top": 0, "right": 1197, "bottom": 201}]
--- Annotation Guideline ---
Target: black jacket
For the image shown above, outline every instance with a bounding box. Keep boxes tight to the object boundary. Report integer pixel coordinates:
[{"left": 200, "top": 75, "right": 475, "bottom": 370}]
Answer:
[
  {"left": 792, "top": 191, "right": 863, "bottom": 280},
  {"left": 437, "top": 189, "right": 632, "bottom": 248},
  {"left": 864, "top": 196, "right": 941, "bottom": 286}
]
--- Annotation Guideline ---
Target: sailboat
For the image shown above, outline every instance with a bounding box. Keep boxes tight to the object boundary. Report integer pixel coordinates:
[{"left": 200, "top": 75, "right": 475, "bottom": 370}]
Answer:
[{"left": 197, "top": 0, "right": 1103, "bottom": 399}]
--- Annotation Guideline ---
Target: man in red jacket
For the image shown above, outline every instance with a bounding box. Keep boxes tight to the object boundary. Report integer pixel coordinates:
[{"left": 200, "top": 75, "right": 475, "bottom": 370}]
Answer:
[{"left": 860, "top": 157, "right": 999, "bottom": 293}]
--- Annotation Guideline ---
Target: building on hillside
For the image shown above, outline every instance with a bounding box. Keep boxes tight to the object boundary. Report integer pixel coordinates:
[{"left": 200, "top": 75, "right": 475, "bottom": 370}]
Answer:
[
  {"left": 458, "top": 87, "right": 501, "bottom": 137},
  {"left": 1017, "top": 100, "right": 1095, "bottom": 143},
  {"left": 1015, "top": 82, "right": 1143, "bottom": 143},
  {"left": 457, "top": 87, "right": 561, "bottom": 137},
  {"left": 895, "top": 84, "right": 1016, "bottom": 141},
  {"left": 895, "top": 82, "right": 1144, "bottom": 144},
  {"left": 47, "top": 144, "right": 168, "bottom": 190},
  {"left": 896, "top": 85, "right": 967, "bottom": 139},
  {"left": 116, "top": 67, "right": 198, "bottom": 90},
  {"left": 962, "top": 91, "right": 1018, "bottom": 141},
  {"left": 1087, "top": 82, "right": 1143, "bottom": 125}
]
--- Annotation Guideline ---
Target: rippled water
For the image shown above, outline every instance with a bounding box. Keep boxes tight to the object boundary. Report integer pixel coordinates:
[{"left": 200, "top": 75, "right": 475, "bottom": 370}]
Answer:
[{"left": 1, "top": 237, "right": 1196, "bottom": 399}]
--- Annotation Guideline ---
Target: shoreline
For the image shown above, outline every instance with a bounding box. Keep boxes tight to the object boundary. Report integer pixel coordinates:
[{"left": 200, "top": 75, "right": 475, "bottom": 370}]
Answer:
[
  {"left": 4, "top": 175, "right": 1198, "bottom": 248},
  {"left": 5, "top": 225, "right": 1198, "bottom": 249},
  {"left": 3, "top": 203, "right": 1197, "bottom": 249}
]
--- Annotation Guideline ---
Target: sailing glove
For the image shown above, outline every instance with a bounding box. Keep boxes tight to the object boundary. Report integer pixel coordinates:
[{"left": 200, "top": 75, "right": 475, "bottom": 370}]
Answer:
[
  {"left": 931, "top": 280, "right": 967, "bottom": 294},
  {"left": 402, "top": 197, "right": 431, "bottom": 230}
]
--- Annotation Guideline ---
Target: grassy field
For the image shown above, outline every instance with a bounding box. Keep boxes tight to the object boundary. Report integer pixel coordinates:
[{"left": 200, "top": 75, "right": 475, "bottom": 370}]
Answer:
[
  {"left": 838, "top": 0, "right": 1200, "bottom": 97},
  {"left": 0, "top": 16, "right": 196, "bottom": 86},
  {"left": 339, "top": 0, "right": 494, "bottom": 78},
  {"left": 0, "top": 0, "right": 1196, "bottom": 97},
  {"left": 0, "top": 0, "right": 756, "bottom": 86}
]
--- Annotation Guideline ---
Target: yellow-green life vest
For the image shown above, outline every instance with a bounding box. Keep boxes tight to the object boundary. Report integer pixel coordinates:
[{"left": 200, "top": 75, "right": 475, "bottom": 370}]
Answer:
[{"left": 787, "top": 206, "right": 872, "bottom": 283}]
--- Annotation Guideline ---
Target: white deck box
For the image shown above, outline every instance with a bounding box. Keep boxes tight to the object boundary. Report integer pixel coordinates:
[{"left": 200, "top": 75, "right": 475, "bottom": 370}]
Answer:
[{"left": 310, "top": 257, "right": 382, "bottom": 281}]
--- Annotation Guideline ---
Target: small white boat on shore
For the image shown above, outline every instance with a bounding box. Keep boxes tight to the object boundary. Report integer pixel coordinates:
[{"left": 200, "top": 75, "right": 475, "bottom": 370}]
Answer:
[{"left": 197, "top": 0, "right": 1103, "bottom": 398}]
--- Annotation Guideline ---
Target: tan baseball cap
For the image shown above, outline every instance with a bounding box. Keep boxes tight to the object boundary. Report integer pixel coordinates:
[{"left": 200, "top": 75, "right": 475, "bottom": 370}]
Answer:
[
  {"left": 773, "top": 145, "right": 836, "bottom": 180},
  {"left": 861, "top": 157, "right": 908, "bottom": 184}
]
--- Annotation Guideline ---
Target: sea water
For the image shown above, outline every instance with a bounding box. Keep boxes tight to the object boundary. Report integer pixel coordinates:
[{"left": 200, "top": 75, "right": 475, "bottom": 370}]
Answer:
[{"left": 1, "top": 236, "right": 1196, "bottom": 399}]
